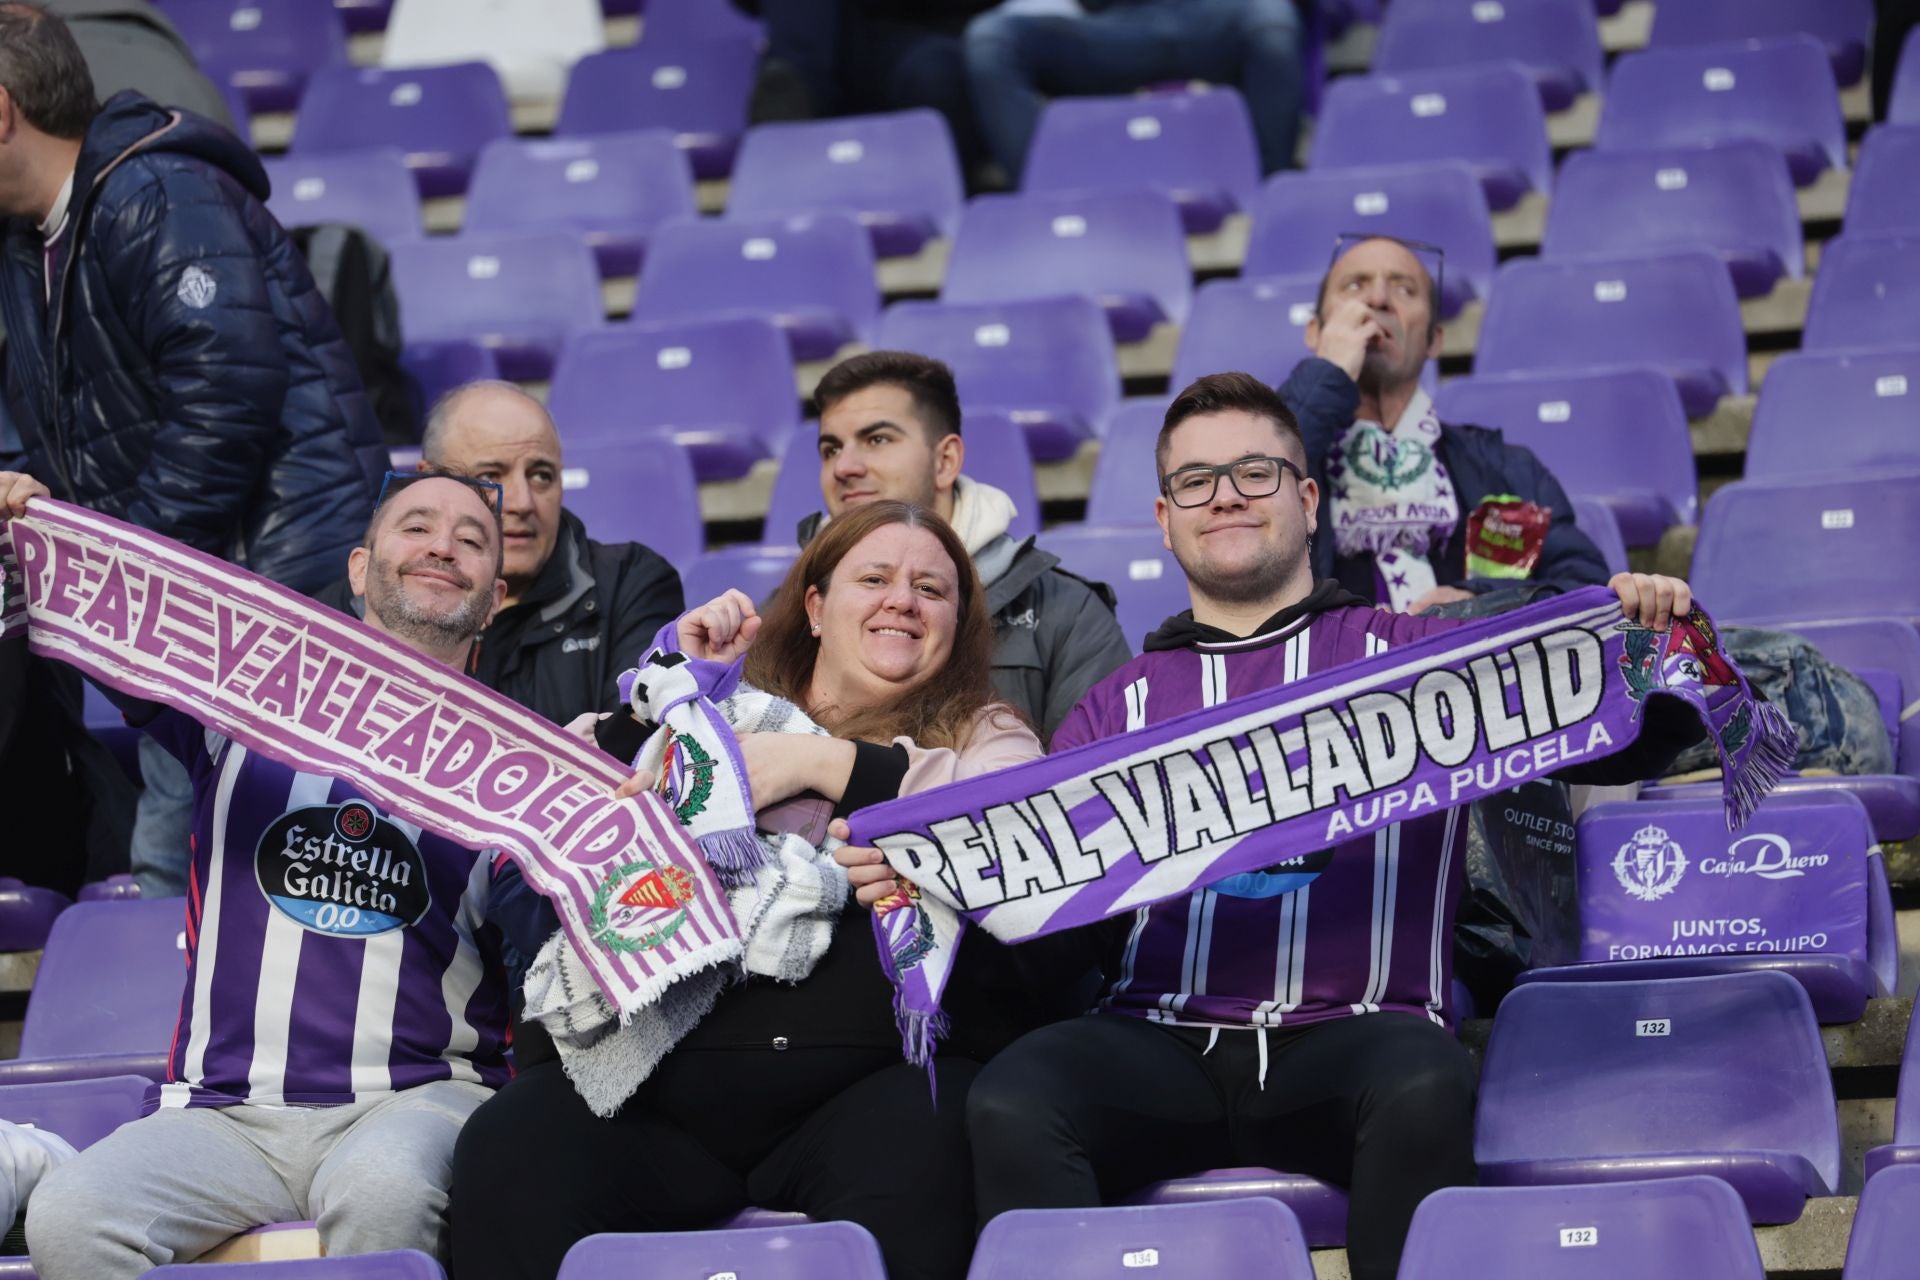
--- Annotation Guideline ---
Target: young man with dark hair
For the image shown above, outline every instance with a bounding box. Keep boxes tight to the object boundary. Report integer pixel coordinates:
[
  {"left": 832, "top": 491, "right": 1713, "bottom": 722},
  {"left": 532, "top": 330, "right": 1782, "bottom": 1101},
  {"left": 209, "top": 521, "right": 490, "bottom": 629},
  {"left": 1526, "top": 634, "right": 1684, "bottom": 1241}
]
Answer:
[
  {"left": 801, "top": 349, "right": 1131, "bottom": 742},
  {"left": 947, "top": 373, "right": 1705, "bottom": 1280}
]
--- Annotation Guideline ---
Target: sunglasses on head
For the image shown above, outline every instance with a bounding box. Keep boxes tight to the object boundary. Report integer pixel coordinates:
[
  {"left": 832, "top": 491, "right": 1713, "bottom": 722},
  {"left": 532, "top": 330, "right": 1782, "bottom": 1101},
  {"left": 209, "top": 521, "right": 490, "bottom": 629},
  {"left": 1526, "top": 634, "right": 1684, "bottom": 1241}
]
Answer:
[{"left": 375, "top": 469, "right": 504, "bottom": 518}]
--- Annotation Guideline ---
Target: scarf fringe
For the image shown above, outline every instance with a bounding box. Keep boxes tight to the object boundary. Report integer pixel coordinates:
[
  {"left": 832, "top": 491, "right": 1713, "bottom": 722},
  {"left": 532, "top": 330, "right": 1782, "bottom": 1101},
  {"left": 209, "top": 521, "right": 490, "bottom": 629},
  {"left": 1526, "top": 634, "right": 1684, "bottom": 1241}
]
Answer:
[
  {"left": 896, "top": 1002, "right": 950, "bottom": 1072},
  {"left": 699, "top": 828, "right": 769, "bottom": 888},
  {"left": 1724, "top": 700, "right": 1799, "bottom": 830}
]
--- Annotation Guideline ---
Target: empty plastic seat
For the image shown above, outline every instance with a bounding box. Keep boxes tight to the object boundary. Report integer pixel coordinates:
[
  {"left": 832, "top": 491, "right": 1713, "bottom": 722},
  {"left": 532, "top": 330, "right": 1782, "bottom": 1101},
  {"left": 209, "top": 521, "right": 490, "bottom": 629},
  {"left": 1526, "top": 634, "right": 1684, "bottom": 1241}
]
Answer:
[
  {"left": 1865, "top": 1012, "right": 1920, "bottom": 1178},
  {"left": 1243, "top": 162, "right": 1495, "bottom": 318},
  {"left": 148, "top": 1251, "right": 445, "bottom": 1277},
  {"left": 262, "top": 149, "right": 422, "bottom": 247},
  {"left": 548, "top": 317, "right": 795, "bottom": 481},
  {"left": 0, "top": 1075, "right": 149, "bottom": 1151},
  {"left": 292, "top": 62, "right": 512, "bottom": 199},
  {"left": 1519, "top": 792, "right": 1894, "bottom": 1022},
  {"left": 1173, "top": 274, "right": 1313, "bottom": 389},
  {"left": 1084, "top": 398, "right": 1170, "bottom": 528},
  {"left": 1801, "top": 234, "right": 1920, "bottom": 354},
  {"left": 1373, "top": 0, "right": 1605, "bottom": 111},
  {"left": 1747, "top": 347, "right": 1920, "bottom": 479},
  {"left": 559, "top": 1222, "right": 880, "bottom": 1280},
  {"left": 1649, "top": 0, "right": 1873, "bottom": 87},
  {"left": 1476, "top": 971, "right": 1840, "bottom": 1221},
  {"left": 0, "top": 878, "right": 67, "bottom": 953},
  {"left": 1123, "top": 1169, "right": 1348, "bottom": 1248},
  {"left": 1596, "top": 38, "right": 1847, "bottom": 186},
  {"left": 390, "top": 232, "right": 602, "bottom": 381},
  {"left": 557, "top": 438, "right": 704, "bottom": 565},
  {"left": 1021, "top": 89, "right": 1262, "bottom": 235},
  {"left": 761, "top": 434, "right": 827, "bottom": 548},
  {"left": 0, "top": 898, "right": 188, "bottom": 1086},
  {"left": 1570, "top": 498, "right": 1629, "bottom": 576},
  {"left": 161, "top": 0, "right": 348, "bottom": 113},
  {"left": 1473, "top": 251, "right": 1747, "bottom": 418},
  {"left": 556, "top": 40, "right": 758, "bottom": 180},
  {"left": 1400, "top": 1178, "right": 1766, "bottom": 1279},
  {"left": 944, "top": 410, "right": 1041, "bottom": 543},
  {"left": 77, "top": 875, "right": 141, "bottom": 902},
  {"left": 401, "top": 339, "right": 500, "bottom": 422},
  {"left": 970, "top": 1199, "right": 1312, "bottom": 1280},
  {"left": 940, "top": 190, "right": 1192, "bottom": 343},
  {"left": 1848, "top": 1164, "right": 1920, "bottom": 1273},
  {"left": 727, "top": 110, "right": 964, "bottom": 259},
  {"left": 635, "top": 0, "right": 765, "bottom": 44},
  {"left": 1309, "top": 63, "right": 1552, "bottom": 210},
  {"left": 1894, "top": 27, "right": 1920, "bottom": 125},
  {"left": 1036, "top": 525, "right": 1186, "bottom": 651},
  {"left": 379, "top": 0, "right": 604, "bottom": 104},
  {"left": 874, "top": 296, "right": 1119, "bottom": 462},
  {"left": 630, "top": 213, "right": 878, "bottom": 362},
  {"left": 463, "top": 133, "right": 697, "bottom": 278},
  {"left": 1434, "top": 368, "right": 1696, "bottom": 546},
  {"left": 1543, "top": 141, "right": 1804, "bottom": 298},
  {"left": 681, "top": 545, "right": 800, "bottom": 609},
  {"left": 1691, "top": 472, "right": 1920, "bottom": 626},
  {"left": 1845, "top": 126, "right": 1920, "bottom": 236}
]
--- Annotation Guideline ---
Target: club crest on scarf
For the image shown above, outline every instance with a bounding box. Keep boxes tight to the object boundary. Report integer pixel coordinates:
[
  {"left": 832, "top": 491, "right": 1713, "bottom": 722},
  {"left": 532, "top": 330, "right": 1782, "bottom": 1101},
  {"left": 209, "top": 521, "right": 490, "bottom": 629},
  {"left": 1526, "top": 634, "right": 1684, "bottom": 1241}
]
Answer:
[
  {"left": 875, "top": 879, "right": 936, "bottom": 974},
  {"left": 1619, "top": 608, "right": 1742, "bottom": 720},
  {"left": 590, "top": 860, "right": 697, "bottom": 953},
  {"left": 653, "top": 726, "right": 717, "bottom": 826}
]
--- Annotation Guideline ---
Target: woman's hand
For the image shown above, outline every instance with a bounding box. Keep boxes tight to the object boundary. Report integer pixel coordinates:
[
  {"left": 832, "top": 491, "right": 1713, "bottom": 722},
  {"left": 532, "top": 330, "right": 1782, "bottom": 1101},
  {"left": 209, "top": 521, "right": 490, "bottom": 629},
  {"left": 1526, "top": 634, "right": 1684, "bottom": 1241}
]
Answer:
[
  {"left": 678, "top": 590, "right": 761, "bottom": 663},
  {"left": 0, "top": 472, "right": 50, "bottom": 520},
  {"left": 739, "top": 733, "right": 854, "bottom": 809},
  {"left": 1609, "top": 572, "right": 1693, "bottom": 631},
  {"left": 830, "top": 819, "right": 902, "bottom": 908},
  {"left": 563, "top": 711, "right": 605, "bottom": 743},
  {"left": 612, "top": 768, "right": 656, "bottom": 801}
]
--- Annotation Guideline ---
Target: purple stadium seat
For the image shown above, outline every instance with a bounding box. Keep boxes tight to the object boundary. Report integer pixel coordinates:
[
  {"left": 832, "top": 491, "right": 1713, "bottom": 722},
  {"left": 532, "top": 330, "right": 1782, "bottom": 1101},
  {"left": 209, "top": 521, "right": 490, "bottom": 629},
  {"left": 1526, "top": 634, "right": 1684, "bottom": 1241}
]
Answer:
[
  {"left": 1747, "top": 347, "right": 1920, "bottom": 479},
  {"left": 1434, "top": 368, "right": 1696, "bottom": 546},
  {"left": 1895, "top": 27, "right": 1920, "bottom": 124},
  {"left": 1802, "top": 234, "right": 1920, "bottom": 355},
  {"left": 1021, "top": 89, "right": 1262, "bottom": 235},
  {"left": 555, "top": 40, "right": 758, "bottom": 180},
  {"left": 1373, "top": 0, "right": 1605, "bottom": 111},
  {"left": 161, "top": 0, "right": 349, "bottom": 114},
  {"left": 1400, "top": 1178, "right": 1766, "bottom": 1279},
  {"left": 1848, "top": 1165, "right": 1920, "bottom": 1273},
  {"left": 630, "top": 213, "right": 878, "bottom": 362},
  {"left": 1473, "top": 251, "right": 1748, "bottom": 418},
  {"left": 682, "top": 545, "right": 801, "bottom": 609},
  {"left": 1309, "top": 64, "right": 1552, "bottom": 211},
  {"left": 0, "top": 879, "right": 68, "bottom": 953},
  {"left": 1692, "top": 472, "right": 1920, "bottom": 627},
  {"left": 389, "top": 232, "right": 603, "bottom": 382},
  {"left": 1649, "top": 0, "right": 1873, "bottom": 87},
  {"left": 558, "top": 438, "right": 705, "bottom": 566},
  {"left": 463, "top": 134, "right": 697, "bottom": 279},
  {"left": 1543, "top": 141, "right": 1804, "bottom": 298},
  {"left": 1865, "top": 1015, "right": 1920, "bottom": 1178},
  {"left": 1570, "top": 498, "right": 1629, "bottom": 576},
  {"left": 401, "top": 339, "right": 500, "bottom": 422},
  {"left": 292, "top": 62, "right": 512, "bottom": 199},
  {"left": 1243, "top": 162, "right": 1495, "bottom": 319},
  {"left": 760, "top": 432, "right": 823, "bottom": 548},
  {"left": 558, "top": 1222, "right": 881, "bottom": 1280},
  {"left": 1084, "top": 398, "right": 1169, "bottom": 528},
  {"left": 716, "top": 1207, "right": 812, "bottom": 1230},
  {"left": 82, "top": 679, "right": 141, "bottom": 782},
  {"left": 1846, "top": 126, "right": 1920, "bottom": 236},
  {"left": 0, "top": 899, "right": 187, "bottom": 1086},
  {"left": 636, "top": 0, "right": 765, "bottom": 44},
  {"left": 333, "top": 0, "right": 391, "bottom": 34},
  {"left": 969, "top": 1199, "right": 1313, "bottom": 1280},
  {"left": 147, "top": 1252, "right": 445, "bottom": 1277},
  {"left": 0, "top": 1075, "right": 149, "bottom": 1151},
  {"left": 1124, "top": 1169, "right": 1348, "bottom": 1248},
  {"left": 262, "top": 150, "right": 422, "bottom": 247},
  {"left": 874, "top": 297, "right": 1119, "bottom": 463},
  {"left": 1596, "top": 38, "right": 1847, "bottom": 186},
  {"left": 941, "top": 190, "right": 1193, "bottom": 343},
  {"left": 76, "top": 875, "right": 141, "bottom": 902},
  {"left": 727, "top": 110, "right": 965, "bottom": 259},
  {"left": 1475, "top": 971, "right": 1840, "bottom": 1221},
  {"left": 946, "top": 410, "right": 1042, "bottom": 543},
  {"left": 1518, "top": 792, "right": 1892, "bottom": 1022},
  {"left": 548, "top": 317, "right": 796, "bottom": 482},
  {"left": 1036, "top": 525, "right": 1186, "bottom": 652}
]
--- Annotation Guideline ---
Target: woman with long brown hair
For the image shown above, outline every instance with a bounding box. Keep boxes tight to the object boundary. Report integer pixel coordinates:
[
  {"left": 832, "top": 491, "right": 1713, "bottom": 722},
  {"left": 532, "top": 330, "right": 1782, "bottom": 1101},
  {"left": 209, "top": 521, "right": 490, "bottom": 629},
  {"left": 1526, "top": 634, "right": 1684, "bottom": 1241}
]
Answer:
[{"left": 451, "top": 501, "right": 1058, "bottom": 1280}]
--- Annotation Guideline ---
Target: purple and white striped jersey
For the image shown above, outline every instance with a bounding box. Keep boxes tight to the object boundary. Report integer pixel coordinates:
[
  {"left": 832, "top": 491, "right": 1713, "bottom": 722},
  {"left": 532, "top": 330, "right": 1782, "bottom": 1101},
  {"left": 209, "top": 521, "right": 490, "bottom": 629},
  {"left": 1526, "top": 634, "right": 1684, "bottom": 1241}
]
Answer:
[
  {"left": 1052, "top": 586, "right": 1467, "bottom": 1031},
  {"left": 146, "top": 709, "right": 512, "bottom": 1110}
]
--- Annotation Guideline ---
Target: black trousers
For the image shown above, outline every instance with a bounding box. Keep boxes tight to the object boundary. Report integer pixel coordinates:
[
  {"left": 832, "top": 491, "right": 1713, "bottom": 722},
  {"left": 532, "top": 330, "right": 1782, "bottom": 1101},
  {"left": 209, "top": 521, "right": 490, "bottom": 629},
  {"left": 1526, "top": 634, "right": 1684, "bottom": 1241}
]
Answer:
[
  {"left": 450, "top": 1049, "right": 981, "bottom": 1280},
  {"left": 966, "top": 1013, "right": 1477, "bottom": 1280}
]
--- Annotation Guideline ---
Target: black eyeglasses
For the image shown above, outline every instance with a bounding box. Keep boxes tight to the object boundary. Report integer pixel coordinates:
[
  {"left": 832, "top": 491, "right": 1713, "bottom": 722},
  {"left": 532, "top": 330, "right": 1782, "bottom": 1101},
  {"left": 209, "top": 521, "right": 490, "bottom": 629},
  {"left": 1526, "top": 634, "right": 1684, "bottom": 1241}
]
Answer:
[
  {"left": 375, "top": 469, "right": 504, "bottom": 518},
  {"left": 1160, "top": 456, "right": 1305, "bottom": 508},
  {"left": 1329, "top": 232, "right": 1446, "bottom": 309}
]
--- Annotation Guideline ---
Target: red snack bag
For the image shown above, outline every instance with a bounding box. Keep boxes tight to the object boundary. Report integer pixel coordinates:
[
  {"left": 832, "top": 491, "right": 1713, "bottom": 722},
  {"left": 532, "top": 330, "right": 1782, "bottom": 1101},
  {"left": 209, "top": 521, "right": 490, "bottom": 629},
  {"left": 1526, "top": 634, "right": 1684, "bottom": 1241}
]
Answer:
[{"left": 1466, "top": 495, "right": 1552, "bottom": 579}]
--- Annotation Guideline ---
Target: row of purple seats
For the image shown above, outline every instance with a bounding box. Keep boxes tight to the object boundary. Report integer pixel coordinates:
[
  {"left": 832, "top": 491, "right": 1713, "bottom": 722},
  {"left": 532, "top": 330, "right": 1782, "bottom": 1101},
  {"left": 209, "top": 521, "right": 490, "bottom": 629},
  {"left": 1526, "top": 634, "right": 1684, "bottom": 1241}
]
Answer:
[{"left": 162, "top": 0, "right": 349, "bottom": 114}]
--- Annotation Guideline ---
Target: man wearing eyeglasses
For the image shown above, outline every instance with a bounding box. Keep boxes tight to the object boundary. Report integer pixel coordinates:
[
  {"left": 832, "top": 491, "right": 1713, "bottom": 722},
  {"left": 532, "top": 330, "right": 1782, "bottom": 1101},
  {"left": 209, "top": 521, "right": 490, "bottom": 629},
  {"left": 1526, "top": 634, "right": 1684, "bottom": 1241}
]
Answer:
[
  {"left": 5, "top": 467, "right": 550, "bottom": 1279},
  {"left": 1281, "top": 235, "right": 1609, "bottom": 614},
  {"left": 949, "top": 374, "right": 1704, "bottom": 1280}
]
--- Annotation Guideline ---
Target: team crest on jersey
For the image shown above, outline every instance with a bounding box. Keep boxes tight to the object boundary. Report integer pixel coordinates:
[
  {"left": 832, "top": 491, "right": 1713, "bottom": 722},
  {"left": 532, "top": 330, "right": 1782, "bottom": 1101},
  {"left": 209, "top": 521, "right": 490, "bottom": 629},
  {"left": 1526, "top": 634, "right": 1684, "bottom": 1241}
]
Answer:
[
  {"left": 1613, "top": 824, "right": 1688, "bottom": 902},
  {"left": 590, "top": 860, "right": 695, "bottom": 953},
  {"left": 653, "top": 726, "right": 717, "bottom": 826},
  {"left": 255, "top": 801, "right": 432, "bottom": 936}
]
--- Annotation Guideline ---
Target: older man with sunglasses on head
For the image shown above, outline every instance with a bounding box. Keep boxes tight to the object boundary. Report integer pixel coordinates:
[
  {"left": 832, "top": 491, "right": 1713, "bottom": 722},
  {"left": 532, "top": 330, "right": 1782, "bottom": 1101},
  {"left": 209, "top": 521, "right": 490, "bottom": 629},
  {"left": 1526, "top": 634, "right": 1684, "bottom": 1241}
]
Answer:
[
  {"left": 1279, "top": 235, "right": 1610, "bottom": 616},
  {"left": 4, "top": 467, "right": 554, "bottom": 1280}
]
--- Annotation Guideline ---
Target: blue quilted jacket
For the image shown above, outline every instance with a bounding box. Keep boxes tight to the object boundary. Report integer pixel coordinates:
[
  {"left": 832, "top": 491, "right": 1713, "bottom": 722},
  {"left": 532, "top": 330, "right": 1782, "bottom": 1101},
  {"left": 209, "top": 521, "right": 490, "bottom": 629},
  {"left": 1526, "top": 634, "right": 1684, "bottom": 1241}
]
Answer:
[{"left": 0, "top": 93, "right": 384, "bottom": 592}]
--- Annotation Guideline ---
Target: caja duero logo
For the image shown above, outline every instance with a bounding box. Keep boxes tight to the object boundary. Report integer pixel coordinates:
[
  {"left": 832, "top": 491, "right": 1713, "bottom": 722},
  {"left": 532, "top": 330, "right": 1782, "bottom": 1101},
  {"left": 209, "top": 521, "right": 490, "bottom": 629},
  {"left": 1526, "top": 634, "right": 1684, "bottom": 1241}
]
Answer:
[{"left": 255, "top": 801, "right": 432, "bottom": 936}]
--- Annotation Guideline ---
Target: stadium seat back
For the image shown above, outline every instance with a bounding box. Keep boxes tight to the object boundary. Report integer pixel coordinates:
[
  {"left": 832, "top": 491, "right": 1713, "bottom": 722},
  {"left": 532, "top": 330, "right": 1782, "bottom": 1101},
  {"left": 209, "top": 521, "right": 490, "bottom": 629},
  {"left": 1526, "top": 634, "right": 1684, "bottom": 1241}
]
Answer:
[
  {"left": 636, "top": 0, "right": 766, "bottom": 44},
  {"left": 0, "top": 1076, "right": 150, "bottom": 1151},
  {"left": 557, "top": 1221, "right": 883, "bottom": 1279},
  {"left": 1648, "top": 0, "right": 1873, "bottom": 86},
  {"left": 967, "top": 1199, "right": 1313, "bottom": 1280},
  {"left": 555, "top": 40, "right": 758, "bottom": 180},
  {"left": 1801, "top": 234, "right": 1920, "bottom": 354},
  {"left": 291, "top": 62, "right": 512, "bottom": 198},
  {"left": 147, "top": 1250, "right": 446, "bottom": 1277},
  {"left": 388, "top": 232, "right": 603, "bottom": 381},
  {"left": 1372, "top": 0, "right": 1605, "bottom": 111},
  {"left": 161, "top": 0, "right": 349, "bottom": 113},
  {"left": 1746, "top": 346, "right": 1920, "bottom": 479},
  {"left": 1036, "top": 526, "right": 1187, "bottom": 654},
  {"left": 1084, "top": 398, "right": 1171, "bottom": 528},
  {"left": 1843, "top": 125, "right": 1920, "bottom": 236},
  {"left": 1847, "top": 1164, "right": 1920, "bottom": 1275},
  {"left": 0, "top": 878, "right": 68, "bottom": 954},
  {"left": 557, "top": 438, "right": 704, "bottom": 566},
  {"left": 1569, "top": 498, "right": 1629, "bottom": 576},
  {"left": 1894, "top": 27, "right": 1920, "bottom": 124},
  {"left": 1123, "top": 1169, "right": 1349, "bottom": 1248},
  {"left": 15, "top": 899, "right": 187, "bottom": 1065},
  {"left": 681, "top": 546, "right": 801, "bottom": 611},
  {"left": 262, "top": 150, "right": 422, "bottom": 248}
]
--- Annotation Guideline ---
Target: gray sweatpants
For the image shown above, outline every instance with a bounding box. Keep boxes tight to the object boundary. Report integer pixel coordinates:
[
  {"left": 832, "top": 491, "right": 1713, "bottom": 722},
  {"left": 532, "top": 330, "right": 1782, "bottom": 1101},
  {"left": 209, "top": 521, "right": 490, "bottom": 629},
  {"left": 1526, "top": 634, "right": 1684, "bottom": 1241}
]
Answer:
[{"left": 25, "top": 1080, "right": 490, "bottom": 1279}]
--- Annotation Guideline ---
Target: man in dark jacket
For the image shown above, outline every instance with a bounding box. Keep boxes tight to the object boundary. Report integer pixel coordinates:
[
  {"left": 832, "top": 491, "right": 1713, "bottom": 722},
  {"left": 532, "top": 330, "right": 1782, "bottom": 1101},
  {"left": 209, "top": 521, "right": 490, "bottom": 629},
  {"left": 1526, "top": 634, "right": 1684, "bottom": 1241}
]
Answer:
[
  {"left": 798, "top": 350, "right": 1131, "bottom": 744},
  {"left": 1280, "top": 235, "right": 1610, "bottom": 614},
  {"left": 0, "top": 4, "right": 385, "bottom": 898},
  {"left": 319, "top": 381, "right": 685, "bottom": 727}
]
